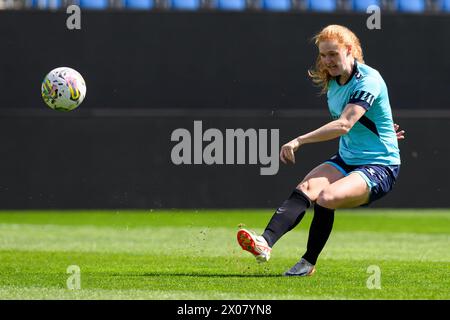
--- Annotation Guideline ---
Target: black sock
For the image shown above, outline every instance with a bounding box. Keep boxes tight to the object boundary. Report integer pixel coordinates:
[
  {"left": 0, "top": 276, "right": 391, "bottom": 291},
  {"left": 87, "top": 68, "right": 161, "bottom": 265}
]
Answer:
[
  {"left": 302, "top": 204, "right": 335, "bottom": 265},
  {"left": 262, "top": 189, "right": 312, "bottom": 247}
]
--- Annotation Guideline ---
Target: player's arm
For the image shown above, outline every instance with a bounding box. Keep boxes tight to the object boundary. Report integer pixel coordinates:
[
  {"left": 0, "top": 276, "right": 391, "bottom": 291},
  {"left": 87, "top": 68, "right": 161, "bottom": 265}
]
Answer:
[
  {"left": 297, "top": 104, "right": 366, "bottom": 144},
  {"left": 280, "top": 104, "right": 366, "bottom": 164}
]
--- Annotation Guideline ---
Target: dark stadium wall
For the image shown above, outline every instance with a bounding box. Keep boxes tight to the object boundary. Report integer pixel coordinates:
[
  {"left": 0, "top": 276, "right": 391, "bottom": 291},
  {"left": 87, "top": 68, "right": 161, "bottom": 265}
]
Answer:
[
  {"left": 0, "top": 11, "right": 449, "bottom": 209},
  {"left": 0, "top": 114, "right": 448, "bottom": 209},
  {"left": 1, "top": 11, "right": 450, "bottom": 111}
]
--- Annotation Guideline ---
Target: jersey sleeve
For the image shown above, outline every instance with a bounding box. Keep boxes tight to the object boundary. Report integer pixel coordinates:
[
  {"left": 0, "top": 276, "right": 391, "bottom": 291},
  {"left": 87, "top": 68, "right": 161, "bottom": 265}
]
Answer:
[{"left": 348, "top": 76, "right": 381, "bottom": 111}]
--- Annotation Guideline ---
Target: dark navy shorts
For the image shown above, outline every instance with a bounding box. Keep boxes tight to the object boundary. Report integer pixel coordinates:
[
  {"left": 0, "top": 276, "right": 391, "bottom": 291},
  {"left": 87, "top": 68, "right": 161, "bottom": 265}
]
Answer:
[{"left": 324, "top": 154, "right": 400, "bottom": 205}]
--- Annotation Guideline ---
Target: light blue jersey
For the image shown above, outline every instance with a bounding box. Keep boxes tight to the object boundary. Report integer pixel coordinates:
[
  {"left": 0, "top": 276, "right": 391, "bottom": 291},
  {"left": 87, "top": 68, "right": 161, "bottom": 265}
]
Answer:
[{"left": 327, "top": 61, "right": 401, "bottom": 166}]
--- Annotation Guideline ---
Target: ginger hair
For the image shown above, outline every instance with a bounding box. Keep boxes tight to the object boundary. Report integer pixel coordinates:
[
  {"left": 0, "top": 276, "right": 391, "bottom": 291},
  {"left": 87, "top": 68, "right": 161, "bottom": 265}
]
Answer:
[{"left": 308, "top": 25, "right": 365, "bottom": 94}]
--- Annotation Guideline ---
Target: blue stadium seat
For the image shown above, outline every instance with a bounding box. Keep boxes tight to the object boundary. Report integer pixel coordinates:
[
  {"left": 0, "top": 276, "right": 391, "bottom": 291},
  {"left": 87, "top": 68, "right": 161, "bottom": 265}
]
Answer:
[
  {"left": 443, "top": 0, "right": 450, "bottom": 11},
  {"left": 263, "top": 0, "right": 292, "bottom": 11},
  {"left": 308, "top": 0, "right": 336, "bottom": 12},
  {"left": 79, "top": 0, "right": 109, "bottom": 9},
  {"left": 172, "top": 0, "right": 201, "bottom": 10},
  {"left": 397, "top": 0, "right": 425, "bottom": 12},
  {"left": 32, "top": 0, "right": 62, "bottom": 9},
  {"left": 218, "top": 0, "right": 246, "bottom": 10},
  {"left": 351, "top": 0, "right": 381, "bottom": 11},
  {"left": 125, "top": 0, "right": 154, "bottom": 9}
]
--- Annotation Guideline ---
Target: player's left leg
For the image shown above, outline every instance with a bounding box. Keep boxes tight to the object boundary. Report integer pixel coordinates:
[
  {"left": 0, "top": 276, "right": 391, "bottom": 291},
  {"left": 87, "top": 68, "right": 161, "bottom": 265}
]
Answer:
[
  {"left": 285, "top": 173, "right": 370, "bottom": 276},
  {"left": 285, "top": 165, "right": 400, "bottom": 276},
  {"left": 292, "top": 173, "right": 370, "bottom": 276},
  {"left": 286, "top": 166, "right": 400, "bottom": 276}
]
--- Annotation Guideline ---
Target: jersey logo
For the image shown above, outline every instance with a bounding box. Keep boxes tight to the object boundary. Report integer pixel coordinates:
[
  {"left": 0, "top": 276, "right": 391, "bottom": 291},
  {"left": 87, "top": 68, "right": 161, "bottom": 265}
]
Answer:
[{"left": 349, "top": 90, "right": 375, "bottom": 106}]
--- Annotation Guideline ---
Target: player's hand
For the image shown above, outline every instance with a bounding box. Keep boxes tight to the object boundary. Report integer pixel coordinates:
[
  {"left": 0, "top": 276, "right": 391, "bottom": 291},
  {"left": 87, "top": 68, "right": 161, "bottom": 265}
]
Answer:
[
  {"left": 394, "top": 123, "right": 405, "bottom": 140},
  {"left": 280, "top": 139, "right": 300, "bottom": 164}
]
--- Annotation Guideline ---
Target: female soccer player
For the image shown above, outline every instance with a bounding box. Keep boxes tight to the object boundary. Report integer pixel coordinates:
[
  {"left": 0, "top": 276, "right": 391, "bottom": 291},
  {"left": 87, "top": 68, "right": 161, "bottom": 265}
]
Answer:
[{"left": 237, "top": 25, "right": 404, "bottom": 276}]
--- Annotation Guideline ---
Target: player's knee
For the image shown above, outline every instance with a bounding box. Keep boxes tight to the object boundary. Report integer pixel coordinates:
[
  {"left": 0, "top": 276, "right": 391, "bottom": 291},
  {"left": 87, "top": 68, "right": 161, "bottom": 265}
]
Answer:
[
  {"left": 316, "top": 189, "right": 338, "bottom": 209},
  {"left": 297, "top": 181, "right": 316, "bottom": 201},
  {"left": 297, "top": 181, "right": 309, "bottom": 193}
]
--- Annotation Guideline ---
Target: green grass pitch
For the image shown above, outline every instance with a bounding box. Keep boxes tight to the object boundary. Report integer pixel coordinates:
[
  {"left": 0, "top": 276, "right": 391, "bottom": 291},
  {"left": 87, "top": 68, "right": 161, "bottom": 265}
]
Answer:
[{"left": 0, "top": 209, "right": 448, "bottom": 300}]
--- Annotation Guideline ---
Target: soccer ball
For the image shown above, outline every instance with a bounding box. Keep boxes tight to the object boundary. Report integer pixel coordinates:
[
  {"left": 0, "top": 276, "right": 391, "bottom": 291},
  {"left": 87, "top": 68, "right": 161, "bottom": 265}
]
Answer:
[{"left": 41, "top": 67, "right": 86, "bottom": 111}]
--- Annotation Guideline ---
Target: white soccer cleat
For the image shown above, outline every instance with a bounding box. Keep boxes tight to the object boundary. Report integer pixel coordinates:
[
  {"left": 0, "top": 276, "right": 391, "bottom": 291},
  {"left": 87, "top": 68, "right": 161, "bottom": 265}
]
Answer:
[
  {"left": 237, "top": 228, "right": 272, "bottom": 263},
  {"left": 283, "top": 258, "right": 316, "bottom": 277}
]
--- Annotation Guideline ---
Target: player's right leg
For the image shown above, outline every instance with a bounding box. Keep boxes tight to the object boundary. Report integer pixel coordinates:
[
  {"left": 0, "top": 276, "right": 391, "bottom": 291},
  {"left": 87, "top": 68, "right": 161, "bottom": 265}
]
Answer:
[
  {"left": 237, "top": 162, "right": 343, "bottom": 263},
  {"left": 296, "top": 161, "right": 346, "bottom": 202},
  {"left": 237, "top": 228, "right": 272, "bottom": 263},
  {"left": 261, "top": 162, "right": 344, "bottom": 247}
]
